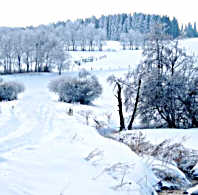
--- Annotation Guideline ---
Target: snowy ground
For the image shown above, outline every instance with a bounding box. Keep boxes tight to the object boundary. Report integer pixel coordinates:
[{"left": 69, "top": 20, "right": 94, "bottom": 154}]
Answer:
[
  {"left": 70, "top": 49, "right": 142, "bottom": 72},
  {"left": 0, "top": 71, "right": 157, "bottom": 195},
  {"left": 1, "top": 39, "right": 198, "bottom": 195}
]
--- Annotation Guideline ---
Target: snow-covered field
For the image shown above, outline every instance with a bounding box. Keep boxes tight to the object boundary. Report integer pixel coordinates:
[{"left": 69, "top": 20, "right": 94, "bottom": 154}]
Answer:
[
  {"left": 1, "top": 39, "right": 198, "bottom": 195},
  {"left": 0, "top": 73, "right": 156, "bottom": 193}
]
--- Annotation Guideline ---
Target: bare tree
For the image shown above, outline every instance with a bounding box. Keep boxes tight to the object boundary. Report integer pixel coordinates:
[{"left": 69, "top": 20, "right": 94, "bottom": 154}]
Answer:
[{"left": 107, "top": 75, "right": 125, "bottom": 131}]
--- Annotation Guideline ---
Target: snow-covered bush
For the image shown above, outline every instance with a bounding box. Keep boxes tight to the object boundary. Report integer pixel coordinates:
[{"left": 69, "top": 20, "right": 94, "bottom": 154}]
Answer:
[
  {"left": 113, "top": 132, "right": 197, "bottom": 190},
  {"left": 49, "top": 69, "right": 102, "bottom": 104},
  {"left": 48, "top": 77, "right": 64, "bottom": 94},
  {"left": 115, "top": 132, "right": 198, "bottom": 175},
  {"left": 0, "top": 81, "right": 25, "bottom": 101},
  {"left": 151, "top": 158, "right": 191, "bottom": 190}
]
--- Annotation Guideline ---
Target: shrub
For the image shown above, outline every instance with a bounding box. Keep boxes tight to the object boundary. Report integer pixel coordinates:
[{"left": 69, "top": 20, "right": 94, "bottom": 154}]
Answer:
[
  {"left": 116, "top": 132, "right": 198, "bottom": 174},
  {"left": 49, "top": 69, "right": 102, "bottom": 104},
  {"left": 0, "top": 81, "right": 25, "bottom": 101},
  {"left": 48, "top": 77, "right": 64, "bottom": 94}
]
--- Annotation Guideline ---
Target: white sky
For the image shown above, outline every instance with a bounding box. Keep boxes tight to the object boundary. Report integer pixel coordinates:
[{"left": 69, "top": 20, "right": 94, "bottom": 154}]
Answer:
[{"left": 0, "top": 0, "right": 197, "bottom": 27}]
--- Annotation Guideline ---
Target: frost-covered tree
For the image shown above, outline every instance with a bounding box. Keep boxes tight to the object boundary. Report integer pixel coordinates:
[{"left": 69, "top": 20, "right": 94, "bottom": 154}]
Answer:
[
  {"left": 107, "top": 64, "right": 145, "bottom": 130},
  {"left": 86, "top": 23, "right": 97, "bottom": 51},
  {"left": 57, "top": 25, "right": 71, "bottom": 51},
  {"left": 32, "top": 29, "right": 47, "bottom": 72},
  {"left": 127, "top": 29, "right": 136, "bottom": 50},
  {"left": 120, "top": 33, "right": 128, "bottom": 50},
  {"left": 143, "top": 23, "right": 171, "bottom": 74},
  {"left": 108, "top": 24, "right": 198, "bottom": 130},
  {"left": 139, "top": 61, "right": 198, "bottom": 128},
  {"left": 51, "top": 43, "right": 71, "bottom": 75},
  {"left": 123, "top": 64, "right": 145, "bottom": 130},
  {"left": 78, "top": 25, "right": 87, "bottom": 51},
  {"left": 66, "top": 21, "right": 80, "bottom": 51},
  {"left": 49, "top": 69, "right": 102, "bottom": 104},
  {"left": 0, "top": 31, "right": 15, "bottom": 73},
  {"left": 138, "top": 30, "right": 198, "bottom": 128},
  {"left": 22, "top": 29, "right": 34, "bottom": 72},
  {"left": 13, "top": 30, "right": 24, "bottom": 73},
  {"left": 94, "top": 28, "right": 106, "bottom": 51}
]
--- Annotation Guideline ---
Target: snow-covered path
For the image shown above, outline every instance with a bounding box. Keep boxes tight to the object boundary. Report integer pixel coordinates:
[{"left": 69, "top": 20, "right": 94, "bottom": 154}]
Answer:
[
  {"left": 0, "top": 73, "right": 157, "bottom": 195},
  {"left": 0, "top": 74, "right": 58, "bottom": 153}
]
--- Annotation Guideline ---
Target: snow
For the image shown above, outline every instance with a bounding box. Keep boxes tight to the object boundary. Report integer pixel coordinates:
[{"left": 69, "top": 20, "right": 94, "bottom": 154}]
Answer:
[
  {"left": 0, "top": 73, "right": 157, "bottom": 195},
  {"left": 1, "top": 38, "right": 198, "bottom": 195},
  {"left": 192, "top": 161, "right": 198, "bottom": 179},
  {"left": 69, "top": 49, "right": 142, "bottom": 72},
  {"left": 180, "top": 38, "right": 198, "bottom": 55},
  {"left": 145, "top": 157, "right": 191, "bottom": 189},
  {"left": 186, "top": 185, "right": 198, "bottom": 194},
  {"left": 132, "top": 128, "right": 198, "bottom": 150}
]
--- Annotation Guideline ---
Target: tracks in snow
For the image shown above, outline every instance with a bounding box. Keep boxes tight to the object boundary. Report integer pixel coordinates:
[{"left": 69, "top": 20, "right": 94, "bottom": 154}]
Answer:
[{"left": 0, "top": 80, "right": 64, "bottom": 154}]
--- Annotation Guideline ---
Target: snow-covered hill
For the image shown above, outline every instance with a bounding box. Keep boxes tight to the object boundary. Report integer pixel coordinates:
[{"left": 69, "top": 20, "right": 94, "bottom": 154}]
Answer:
[
  {"left": 0, "top": 73, "right": 157, "bottom": 195},
  {"left": 1, "top": 38, "right": 198, "bottom": 195}
]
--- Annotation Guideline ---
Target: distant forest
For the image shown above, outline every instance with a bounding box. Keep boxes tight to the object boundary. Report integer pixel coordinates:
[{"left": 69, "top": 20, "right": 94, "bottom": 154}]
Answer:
[
  {"left": 0, "top": 12, "right": 197, "bottom": 74},
  {"left": 55, "top": 12, "right": 198, "bottom": 40}
]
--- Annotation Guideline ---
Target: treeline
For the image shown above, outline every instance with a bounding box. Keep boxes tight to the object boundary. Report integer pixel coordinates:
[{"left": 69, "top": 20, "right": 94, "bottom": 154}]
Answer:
[
  {"left": 0, "top": 23, "right": 107, "bottom": 74},
  {"left": 75, "top": 13, "right": 181, "bottom": 40},
  {"left": 0, "top": 12, "right": 198, "bottom": 74},
  {"left": 53, "top": 12, "right": 198, "bottom": 50},
  {"left": 0, "top": 27, "right": 70, "bottom": 74},
  {"left": 57, "top": 12, "right": 198, "bottom": 40},
  {"left": 183, "top": 22, "right": 198, "bottom": 37}
]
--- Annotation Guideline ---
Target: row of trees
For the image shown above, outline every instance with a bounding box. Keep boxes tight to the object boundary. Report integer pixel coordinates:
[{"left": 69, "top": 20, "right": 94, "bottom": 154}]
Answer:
[
  {"left": 54, "top": 13, "right": 198, "bottom": 50},
  {"left": 0, "top": 22, "right": 107, "bottom": 74},
  {"left": 120, "top": 29, "right": 144, "bottom": 50},
  {"left": 109, "top": 24, "right": 198, "bottom": 130},
  {"left": 64, "top": 12, "right": 198, "bottom": 40},
  {"left": 55, "top": 22, "right": 106, "bottom": 51},
  {"left": 68, "top": 13, "right": 181, "bottom": 40},
  {"left": 0, "top": 12, "right": 197, "bottom": 74},
  {"left": 183, "top": 22, "right": 198, "bottom": 37},
  {"left": 0, "top": 27, "right": 70, "bottom": 74},
  {"left": 51, "top": 13, "right": 181, "bottom": 51}
]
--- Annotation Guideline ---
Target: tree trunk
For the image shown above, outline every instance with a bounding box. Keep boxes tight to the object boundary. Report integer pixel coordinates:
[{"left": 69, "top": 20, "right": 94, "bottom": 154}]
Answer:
[
  {"left": 192, "top": 116, "right": 198, "bottom": 127},
  {"left": 4, "top": 59, "right": 7, "bottom": 73},
  {"left": 26, "top": 55, "right": 29, "bottom": 72},
  {"left": 116, "top": 82, "right": 125, "bottom": 131},
  {"left": 58, "top": 65, "right": 62, "bottom": 75},
  {"left": 18, "top": 55, "right": 21, "bottom": 73},
  {"left": 99, "top": 42, "right": 103, "bottom": 51},
  {"left": 128, "top": 79, "right": 142, "bottom": 130},
  {"left": 72, "top": 40, "right": 75, "bottom": 51},
  {"left": 35, "top": 58, "right": 38, "bottom": 72},
  {"left": 8, "top": 57, "right": 12, "bottom": 74}
]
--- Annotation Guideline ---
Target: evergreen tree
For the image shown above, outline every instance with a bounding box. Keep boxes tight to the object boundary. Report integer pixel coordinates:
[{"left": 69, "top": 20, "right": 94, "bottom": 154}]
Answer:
[{"left": 171, "top": 17, "right": 180, "bottom": 38}]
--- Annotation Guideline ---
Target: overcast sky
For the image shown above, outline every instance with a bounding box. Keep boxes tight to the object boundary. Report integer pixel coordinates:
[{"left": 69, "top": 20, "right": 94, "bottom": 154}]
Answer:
[{"left": 0, "top": 0, "right": 197, "bottom": 27}]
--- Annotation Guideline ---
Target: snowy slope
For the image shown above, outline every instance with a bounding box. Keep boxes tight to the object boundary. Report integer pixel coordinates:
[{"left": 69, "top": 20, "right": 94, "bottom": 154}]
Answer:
[
  {"left": 0, "top": 73, "right": 157, "bottom": 195},
  {"left": 135, "top": 128, "right": 198, "bottom": 150},
  {"left": 1, "top": 38, "right": 198, "bottom": 195},
  {"left": 70, "top": 49, "right": 142, "bottom": 71},
  {"left": 180, "top": 38, "right": 198, "bottom": 55}
]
